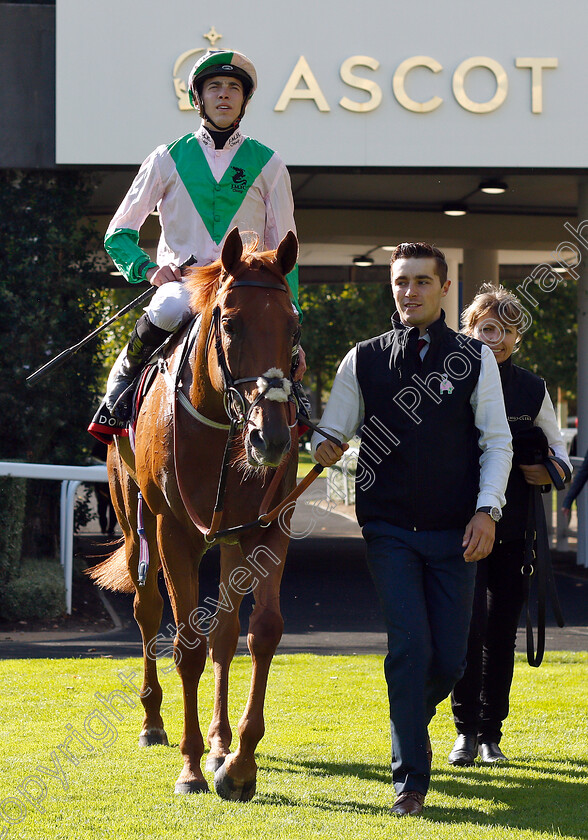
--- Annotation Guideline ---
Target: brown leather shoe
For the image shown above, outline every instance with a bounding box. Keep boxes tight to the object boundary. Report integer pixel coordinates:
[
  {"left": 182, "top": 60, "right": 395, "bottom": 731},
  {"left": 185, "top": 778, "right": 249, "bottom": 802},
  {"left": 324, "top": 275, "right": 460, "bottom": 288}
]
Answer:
[{"left": 391, "top": 791, "right": 425, "bottom": 816}]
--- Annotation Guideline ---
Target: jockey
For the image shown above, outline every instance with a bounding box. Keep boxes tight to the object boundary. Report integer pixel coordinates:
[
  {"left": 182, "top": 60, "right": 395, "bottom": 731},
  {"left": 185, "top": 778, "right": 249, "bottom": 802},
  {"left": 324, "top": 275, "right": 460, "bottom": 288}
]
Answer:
[{"left": 102, "top": 49, "right": 306, "bottom": 422}]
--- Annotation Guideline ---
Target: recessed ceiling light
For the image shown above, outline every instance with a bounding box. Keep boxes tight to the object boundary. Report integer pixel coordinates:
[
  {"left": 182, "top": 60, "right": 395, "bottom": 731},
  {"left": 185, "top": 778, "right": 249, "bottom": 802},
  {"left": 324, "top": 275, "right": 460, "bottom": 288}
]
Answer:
[
  {"left": 353, "top": 255, "right": 374, "bottom": 266},
  {"left": 479, "top": 180, "right": 508, "bottom": 195}
]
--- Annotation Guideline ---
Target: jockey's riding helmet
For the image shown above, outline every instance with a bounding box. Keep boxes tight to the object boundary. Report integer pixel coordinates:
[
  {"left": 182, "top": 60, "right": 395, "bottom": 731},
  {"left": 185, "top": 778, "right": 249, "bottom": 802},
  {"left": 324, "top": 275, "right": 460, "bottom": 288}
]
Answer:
[{"left": 188, "top": 50, "right": 257, "bottom": 127}]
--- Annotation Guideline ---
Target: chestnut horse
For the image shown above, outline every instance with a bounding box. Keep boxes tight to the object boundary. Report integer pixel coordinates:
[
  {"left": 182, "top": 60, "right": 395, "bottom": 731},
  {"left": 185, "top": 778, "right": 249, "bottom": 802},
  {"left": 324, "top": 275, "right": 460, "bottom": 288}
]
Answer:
[{"left": 89, "top": 228, "right": 302, "bottom": 801}]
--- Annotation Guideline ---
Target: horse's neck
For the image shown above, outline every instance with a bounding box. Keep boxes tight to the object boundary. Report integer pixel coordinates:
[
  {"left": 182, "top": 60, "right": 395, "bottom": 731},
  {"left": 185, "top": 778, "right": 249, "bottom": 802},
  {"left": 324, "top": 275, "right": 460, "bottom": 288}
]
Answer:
[{"left": 189, "top": 309, "right": 225, "bottom": 418}]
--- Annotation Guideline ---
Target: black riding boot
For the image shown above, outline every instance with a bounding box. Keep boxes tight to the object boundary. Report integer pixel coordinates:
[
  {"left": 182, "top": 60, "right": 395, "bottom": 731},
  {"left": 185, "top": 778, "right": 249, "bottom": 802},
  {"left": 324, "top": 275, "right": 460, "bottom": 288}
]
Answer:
[
  {"left": 291, "top": 348, "right": 311, "bottom": 421},
  {"left": 106, "top": 314, "right": 172, "bottom": 421},
  {"left": 292, "top": 380, "right": 311, "bottom": 420}
]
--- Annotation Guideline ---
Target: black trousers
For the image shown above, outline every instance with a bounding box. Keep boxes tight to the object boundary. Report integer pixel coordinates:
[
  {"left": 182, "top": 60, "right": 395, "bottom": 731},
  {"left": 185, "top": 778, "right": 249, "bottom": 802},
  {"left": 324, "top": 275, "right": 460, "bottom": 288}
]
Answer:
[{"left": 451, "top": 539, "right": 525, "bottom": 744}]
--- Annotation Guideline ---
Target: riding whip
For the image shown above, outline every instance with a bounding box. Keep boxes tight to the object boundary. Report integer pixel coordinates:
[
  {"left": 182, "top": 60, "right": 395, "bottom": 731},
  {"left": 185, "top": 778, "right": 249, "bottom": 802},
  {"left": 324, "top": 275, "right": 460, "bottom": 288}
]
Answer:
[{"left": 25, "top": 285, "right": 156, "bottom": 386}]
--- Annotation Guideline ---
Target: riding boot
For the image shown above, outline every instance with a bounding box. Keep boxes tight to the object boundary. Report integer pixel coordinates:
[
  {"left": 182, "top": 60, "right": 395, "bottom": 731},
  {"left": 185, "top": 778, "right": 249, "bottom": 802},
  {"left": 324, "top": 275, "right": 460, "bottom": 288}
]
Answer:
[
  {"left": 292, "top": 380, "right": 311, "bottom": 420},
  {"left": 106, "top": 313, "right": 172, "bottom": 421},
  {"left": 290, "top": 349, "right": 311, "bottom": 421}
]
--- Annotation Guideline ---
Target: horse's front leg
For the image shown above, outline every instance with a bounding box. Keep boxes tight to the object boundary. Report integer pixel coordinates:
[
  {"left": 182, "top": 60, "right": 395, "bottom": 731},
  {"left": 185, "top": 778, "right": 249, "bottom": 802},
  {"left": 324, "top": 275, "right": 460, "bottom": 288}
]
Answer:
[
  {"left": 157, "top": 517, "right": 209, "bottom": 794},
  {"left": 206, "top": 542, "right": 247, "bottom": 772},
  {"left": 133, "top": 547, "right": 168, "bottom": 747},
  {"left": 110, "top": 466, "right": 168, "bottom": 747},
  {"left": 213, "top": 524, "right": 288, "bottom": 802}
]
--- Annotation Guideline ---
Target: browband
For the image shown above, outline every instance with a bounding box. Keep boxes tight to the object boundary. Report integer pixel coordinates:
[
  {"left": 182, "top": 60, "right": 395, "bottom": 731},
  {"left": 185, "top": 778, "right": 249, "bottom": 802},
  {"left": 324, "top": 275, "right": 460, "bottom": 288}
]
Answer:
[{"left": 229, "top": 279, "right": 288, "bottom": 292}]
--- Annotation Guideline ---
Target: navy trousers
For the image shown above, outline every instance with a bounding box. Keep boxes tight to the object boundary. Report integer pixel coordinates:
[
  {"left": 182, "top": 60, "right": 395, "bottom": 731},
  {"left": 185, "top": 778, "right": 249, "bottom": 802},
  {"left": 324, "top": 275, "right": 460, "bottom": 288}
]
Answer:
[{"left": 363, "top": 521, "right": 477, "bottom": 796}]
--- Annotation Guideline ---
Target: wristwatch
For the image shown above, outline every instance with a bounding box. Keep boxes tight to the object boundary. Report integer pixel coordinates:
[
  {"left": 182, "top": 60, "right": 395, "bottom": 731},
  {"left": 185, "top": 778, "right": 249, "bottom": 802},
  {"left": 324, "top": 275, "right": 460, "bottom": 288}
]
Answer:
[{"left": 476, "top": 506, "right": 502, "bottom": 522}]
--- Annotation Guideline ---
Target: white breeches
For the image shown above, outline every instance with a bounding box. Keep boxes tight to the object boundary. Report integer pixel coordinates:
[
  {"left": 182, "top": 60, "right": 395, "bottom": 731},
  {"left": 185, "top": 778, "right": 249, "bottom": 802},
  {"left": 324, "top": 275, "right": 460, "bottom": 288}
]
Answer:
[{"left": 144, "top": 281, "right": 193, "bottom": 332}]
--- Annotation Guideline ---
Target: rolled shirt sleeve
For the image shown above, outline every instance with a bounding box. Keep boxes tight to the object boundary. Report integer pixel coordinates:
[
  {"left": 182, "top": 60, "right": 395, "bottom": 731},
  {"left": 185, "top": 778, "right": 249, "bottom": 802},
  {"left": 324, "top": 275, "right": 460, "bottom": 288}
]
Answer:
[
  {"left": 471, "top": 344, "right": 513, "bottom": 511},
  {"left": 535, "top": 386, "right": 572, "bottom": 480},
  {"left": 264, "top": 158, "right": 300, "bottom": 314},
  {"left": 311, "top": 347, "right": 364, "bottom": 456},
  {"left": 104, "top": 148, "right": 164, "bottom": 283}
]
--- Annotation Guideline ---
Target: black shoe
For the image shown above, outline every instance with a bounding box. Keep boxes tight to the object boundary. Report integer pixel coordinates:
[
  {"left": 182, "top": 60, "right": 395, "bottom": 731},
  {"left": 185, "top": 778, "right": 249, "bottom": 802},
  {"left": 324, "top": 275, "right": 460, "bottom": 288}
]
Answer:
[
  {"left": 478, "top": 742, "right": 508, "bottom": 763},
  {"left": 448, "top": 734, "right": 478, "bottom": 766}
]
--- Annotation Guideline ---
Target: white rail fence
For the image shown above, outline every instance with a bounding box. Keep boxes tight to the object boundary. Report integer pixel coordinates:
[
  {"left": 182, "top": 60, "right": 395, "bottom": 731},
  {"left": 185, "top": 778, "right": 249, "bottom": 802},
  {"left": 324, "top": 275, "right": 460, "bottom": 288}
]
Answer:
[
  {"left": 1, "top": 451, "right": 586, "bottom": 618},
  {"left": 0, "top": 462, "right": 108, "bottom": 614}
]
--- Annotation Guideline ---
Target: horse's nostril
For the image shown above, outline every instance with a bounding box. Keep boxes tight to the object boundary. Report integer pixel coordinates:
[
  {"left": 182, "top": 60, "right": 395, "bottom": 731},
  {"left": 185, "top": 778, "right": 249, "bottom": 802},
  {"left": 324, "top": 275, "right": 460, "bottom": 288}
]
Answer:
[{"left": 249, "top": 428, "right": 266, "bottom": 453}]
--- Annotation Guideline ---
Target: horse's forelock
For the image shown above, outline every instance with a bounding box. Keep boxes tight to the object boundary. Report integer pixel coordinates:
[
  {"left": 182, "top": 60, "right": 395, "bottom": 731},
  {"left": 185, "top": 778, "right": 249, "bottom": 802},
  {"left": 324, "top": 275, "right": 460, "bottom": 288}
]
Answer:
[
  {"left": 221, "top": 251, "right": 291, "bottom": 296},
  {"left": 185, "top": 259, "right": 224, "bottom": 313},
  {"left": 184, "top": 246, "right": 291, "bottom": 315}
]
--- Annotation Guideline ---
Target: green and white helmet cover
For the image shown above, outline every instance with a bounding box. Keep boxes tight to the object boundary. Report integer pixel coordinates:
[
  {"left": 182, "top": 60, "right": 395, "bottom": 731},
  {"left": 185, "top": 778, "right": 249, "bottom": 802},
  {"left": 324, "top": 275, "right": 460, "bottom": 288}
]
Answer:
[{"left": 188, "top": 50, "right": 257, "bottom": 113}]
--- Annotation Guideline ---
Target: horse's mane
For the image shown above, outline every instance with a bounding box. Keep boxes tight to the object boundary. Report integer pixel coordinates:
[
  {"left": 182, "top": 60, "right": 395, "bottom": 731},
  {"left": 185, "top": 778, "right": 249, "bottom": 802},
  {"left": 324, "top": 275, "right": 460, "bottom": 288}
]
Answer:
[{"left": 184, "top": 237, "right": 292, "bottom": 314}]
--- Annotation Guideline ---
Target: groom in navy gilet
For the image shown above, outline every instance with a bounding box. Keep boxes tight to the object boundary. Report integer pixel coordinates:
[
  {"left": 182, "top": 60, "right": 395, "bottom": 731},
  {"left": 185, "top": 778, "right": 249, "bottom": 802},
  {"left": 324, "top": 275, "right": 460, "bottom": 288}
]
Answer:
[{"left": 313, "top": 242, "right": 512, "bottom": 817}]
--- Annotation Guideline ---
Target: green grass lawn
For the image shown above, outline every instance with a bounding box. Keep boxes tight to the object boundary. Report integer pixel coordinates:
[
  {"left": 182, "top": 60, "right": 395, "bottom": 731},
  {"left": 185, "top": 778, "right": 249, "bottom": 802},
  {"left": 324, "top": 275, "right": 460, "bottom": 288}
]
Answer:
[
  {"left": 297, "top": 447, "right": 316, "bottom": 478},
  {"left": 0, "top": 652, "right": 586, "bottom": 840}
]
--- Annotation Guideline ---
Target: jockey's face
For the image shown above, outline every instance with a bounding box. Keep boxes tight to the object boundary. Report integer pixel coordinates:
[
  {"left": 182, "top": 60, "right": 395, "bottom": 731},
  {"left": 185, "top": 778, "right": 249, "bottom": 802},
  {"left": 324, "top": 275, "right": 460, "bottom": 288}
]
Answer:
[{"left": 201, "top": 76, "right": 245, "bottom": 129}]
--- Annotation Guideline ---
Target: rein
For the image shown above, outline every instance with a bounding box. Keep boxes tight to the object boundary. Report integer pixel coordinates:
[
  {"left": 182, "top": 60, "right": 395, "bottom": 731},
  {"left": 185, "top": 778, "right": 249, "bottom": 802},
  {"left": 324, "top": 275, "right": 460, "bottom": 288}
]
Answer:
[{"left": 169, "top": 275, "right": 340, "bottom": 543}]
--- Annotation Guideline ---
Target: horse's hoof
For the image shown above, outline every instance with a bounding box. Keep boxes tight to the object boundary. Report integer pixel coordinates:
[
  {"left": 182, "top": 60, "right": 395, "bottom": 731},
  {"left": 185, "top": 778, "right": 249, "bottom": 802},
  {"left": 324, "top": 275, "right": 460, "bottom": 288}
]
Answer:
[
  {"left": 205, "top": 754, "right": 226, "bottom": 772},
  {"left": 174, "top": 779, "right": 210, "bottom": 795},
  {"left": 138, "top": 728, "right": 169, "bottom": 747},
  {"left": 214, "top": 762, "right": 256, "bottom": 802}
]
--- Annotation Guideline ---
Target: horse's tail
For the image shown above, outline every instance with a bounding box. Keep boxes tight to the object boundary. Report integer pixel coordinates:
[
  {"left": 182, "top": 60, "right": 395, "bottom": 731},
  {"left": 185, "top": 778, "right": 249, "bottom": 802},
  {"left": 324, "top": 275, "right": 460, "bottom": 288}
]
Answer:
[{"left": 86, "top": 544, "right": 135, "bottom": 594}]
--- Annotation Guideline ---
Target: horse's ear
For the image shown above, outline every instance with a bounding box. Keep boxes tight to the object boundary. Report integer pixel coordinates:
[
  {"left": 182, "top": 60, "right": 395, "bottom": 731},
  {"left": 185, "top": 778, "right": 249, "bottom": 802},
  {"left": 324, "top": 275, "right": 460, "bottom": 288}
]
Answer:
[
  {"left": 221, "top": 227, "right": 244, "bottom": 274},
  {"left": 274, "top": 230, "right": 298, "bottom": 277}
]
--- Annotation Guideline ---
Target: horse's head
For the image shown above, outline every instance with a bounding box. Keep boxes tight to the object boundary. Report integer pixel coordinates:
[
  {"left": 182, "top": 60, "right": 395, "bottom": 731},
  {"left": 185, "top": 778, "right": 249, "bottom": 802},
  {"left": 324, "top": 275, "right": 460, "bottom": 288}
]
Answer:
[{"left": 212, "top": 228, "right": 299, "bottom": 468}]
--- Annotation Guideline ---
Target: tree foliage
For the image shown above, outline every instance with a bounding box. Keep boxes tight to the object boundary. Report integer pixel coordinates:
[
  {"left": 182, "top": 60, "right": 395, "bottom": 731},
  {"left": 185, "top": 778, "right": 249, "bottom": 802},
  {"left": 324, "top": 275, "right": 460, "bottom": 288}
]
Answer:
[
  {"left": 0, "top": 171, "right": 105, "bottom": 554},
  {"left": 503, "top": 275, "right": 577, "bottom": 405},
  {"left": 299, "top": 273, "right": 578, "bottom": 417},
  {"left": 299, "top": 280, "right": 393, "bottom": 413}
]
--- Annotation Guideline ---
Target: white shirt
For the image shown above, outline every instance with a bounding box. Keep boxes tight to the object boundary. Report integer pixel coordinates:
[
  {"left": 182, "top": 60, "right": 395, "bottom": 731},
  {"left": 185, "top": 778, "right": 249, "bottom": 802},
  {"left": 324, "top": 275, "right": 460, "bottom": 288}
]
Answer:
[{"left": 311, "top": 340, "right": 513, "bottom": 512}]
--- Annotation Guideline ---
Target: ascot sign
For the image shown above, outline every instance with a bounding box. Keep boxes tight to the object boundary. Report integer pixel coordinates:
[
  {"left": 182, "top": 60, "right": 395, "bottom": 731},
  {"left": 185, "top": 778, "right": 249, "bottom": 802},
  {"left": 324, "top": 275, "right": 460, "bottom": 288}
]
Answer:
[
  {"left": 174, "top": 50, "right": 558, "bottom": 116},
  {"left": 273, "top": 55, "right": 558, "bottom": 115}
]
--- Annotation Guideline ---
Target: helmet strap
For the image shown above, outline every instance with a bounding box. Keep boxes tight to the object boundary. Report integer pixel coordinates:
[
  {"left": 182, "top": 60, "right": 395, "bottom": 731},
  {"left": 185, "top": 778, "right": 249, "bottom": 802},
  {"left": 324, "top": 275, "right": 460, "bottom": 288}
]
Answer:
[
  {"left": 202, "top": 112, "right": 242, "bottom": 132},
  {"left": 195, "top": 87, "right": 249, "bottom": 132}
]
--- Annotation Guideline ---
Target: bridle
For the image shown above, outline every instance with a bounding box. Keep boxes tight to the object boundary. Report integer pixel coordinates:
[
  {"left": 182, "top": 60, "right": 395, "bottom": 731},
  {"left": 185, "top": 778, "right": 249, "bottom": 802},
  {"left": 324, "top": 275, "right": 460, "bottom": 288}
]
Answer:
[
  {"left": 171, "top": 267, "right": 325, "bottom": 545},
  {"left": 209, "top": 274, "right": 294, "bottom": 428},
  {"left": 134, "top": 249, "right": 343, "bottom": 586}
]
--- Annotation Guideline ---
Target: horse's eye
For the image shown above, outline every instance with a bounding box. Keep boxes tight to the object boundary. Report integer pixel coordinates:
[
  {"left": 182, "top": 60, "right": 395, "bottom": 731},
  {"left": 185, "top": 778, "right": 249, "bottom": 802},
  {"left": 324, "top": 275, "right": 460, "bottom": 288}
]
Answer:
[{"left": 222, "top": 319, "right": 234, "bottom": 336}]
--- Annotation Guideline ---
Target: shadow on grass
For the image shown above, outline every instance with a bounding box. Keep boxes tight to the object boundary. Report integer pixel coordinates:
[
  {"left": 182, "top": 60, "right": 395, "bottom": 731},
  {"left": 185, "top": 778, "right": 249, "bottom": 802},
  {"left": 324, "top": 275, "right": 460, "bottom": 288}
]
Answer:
[
  {"left": 257, "top": 753, "right": 588, "bottom": 836},
  {"left": 431, "top": 759, "right": 588, "bottom": 838},
  {"left": 262, "top": 753, "right": 391, "bottom": 784},
  {"left": 255, "top": 790, "right": 388, "bottom": 817}
]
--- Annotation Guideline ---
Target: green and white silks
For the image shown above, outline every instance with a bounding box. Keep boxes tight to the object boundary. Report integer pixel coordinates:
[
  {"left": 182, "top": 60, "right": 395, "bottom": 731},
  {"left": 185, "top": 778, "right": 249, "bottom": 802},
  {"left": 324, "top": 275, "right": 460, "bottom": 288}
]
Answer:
[{"left": 104, "top": 125, "right": 299, "bottom": 310}]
